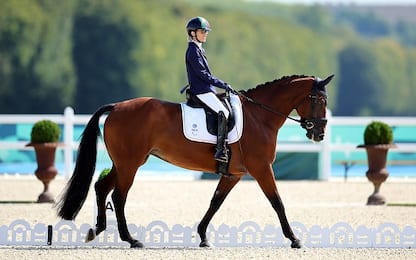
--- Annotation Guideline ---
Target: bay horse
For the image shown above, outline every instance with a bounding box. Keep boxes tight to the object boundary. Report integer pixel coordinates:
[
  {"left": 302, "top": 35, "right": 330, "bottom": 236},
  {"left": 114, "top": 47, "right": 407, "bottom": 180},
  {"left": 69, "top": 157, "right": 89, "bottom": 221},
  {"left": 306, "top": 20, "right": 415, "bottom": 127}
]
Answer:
[{"left": 56, "top": 74, "right": 334, "bottom": 248}]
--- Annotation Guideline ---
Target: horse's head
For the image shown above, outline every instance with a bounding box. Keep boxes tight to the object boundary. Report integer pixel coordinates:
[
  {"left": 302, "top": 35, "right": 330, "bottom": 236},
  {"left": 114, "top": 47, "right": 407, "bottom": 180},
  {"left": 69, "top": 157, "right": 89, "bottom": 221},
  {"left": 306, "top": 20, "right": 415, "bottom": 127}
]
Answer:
[{"left": 295, "top": 74, "right": 334, "bottom": 142}]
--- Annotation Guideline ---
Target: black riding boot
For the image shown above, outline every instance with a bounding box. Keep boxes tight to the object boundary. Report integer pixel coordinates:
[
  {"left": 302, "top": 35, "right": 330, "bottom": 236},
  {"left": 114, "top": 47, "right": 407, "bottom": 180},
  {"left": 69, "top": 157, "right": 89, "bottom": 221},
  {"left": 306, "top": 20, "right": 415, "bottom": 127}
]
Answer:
[{"left": 214, "top": 111, "right": 229, "bottom": 163}]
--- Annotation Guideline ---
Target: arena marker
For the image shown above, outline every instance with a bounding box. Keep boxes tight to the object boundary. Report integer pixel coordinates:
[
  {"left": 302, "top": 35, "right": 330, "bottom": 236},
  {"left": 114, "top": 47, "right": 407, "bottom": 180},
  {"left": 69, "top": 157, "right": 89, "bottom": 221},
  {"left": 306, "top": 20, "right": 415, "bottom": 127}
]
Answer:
[{"left": 47, "top": 225, "right": 53, "bottom": 245}]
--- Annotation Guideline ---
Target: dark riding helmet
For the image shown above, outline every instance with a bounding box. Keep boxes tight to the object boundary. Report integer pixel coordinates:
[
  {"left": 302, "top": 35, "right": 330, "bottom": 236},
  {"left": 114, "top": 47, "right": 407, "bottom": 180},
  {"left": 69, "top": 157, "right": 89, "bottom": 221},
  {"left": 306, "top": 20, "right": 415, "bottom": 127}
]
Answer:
[{"left": 186, "top": 17, "right": 212, "bottom": 36}]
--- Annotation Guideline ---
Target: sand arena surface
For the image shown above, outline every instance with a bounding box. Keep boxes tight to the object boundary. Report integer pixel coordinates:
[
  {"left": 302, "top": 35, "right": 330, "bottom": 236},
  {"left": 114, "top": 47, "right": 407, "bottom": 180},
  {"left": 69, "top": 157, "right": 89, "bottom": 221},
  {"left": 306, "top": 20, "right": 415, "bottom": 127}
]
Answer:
[{"left": 0, "top": 176, "right": 415, "bottom": 259}]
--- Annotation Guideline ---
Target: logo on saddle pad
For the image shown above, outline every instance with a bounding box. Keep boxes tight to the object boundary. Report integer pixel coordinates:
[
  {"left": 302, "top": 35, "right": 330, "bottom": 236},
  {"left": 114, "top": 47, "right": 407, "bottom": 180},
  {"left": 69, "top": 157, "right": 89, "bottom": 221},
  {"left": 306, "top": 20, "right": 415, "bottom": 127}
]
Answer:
[{"left": 181, "top": 93, "right": 243, "bottom": 144}]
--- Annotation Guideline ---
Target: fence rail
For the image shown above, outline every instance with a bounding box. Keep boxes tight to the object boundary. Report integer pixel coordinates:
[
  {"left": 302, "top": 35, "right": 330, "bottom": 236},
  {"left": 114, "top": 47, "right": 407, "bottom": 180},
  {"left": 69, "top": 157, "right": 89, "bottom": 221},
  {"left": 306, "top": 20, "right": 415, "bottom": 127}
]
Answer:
[{"left": 1, "top": 107, "right": 416, "bottom": 180}]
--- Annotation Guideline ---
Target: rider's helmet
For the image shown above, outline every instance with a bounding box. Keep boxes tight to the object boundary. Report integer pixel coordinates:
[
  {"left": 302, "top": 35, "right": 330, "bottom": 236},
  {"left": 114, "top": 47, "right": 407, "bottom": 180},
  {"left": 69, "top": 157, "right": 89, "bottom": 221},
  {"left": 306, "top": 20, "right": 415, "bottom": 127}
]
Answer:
[{"left": 186, "top": 17, "right": 212, "bottom": 36}]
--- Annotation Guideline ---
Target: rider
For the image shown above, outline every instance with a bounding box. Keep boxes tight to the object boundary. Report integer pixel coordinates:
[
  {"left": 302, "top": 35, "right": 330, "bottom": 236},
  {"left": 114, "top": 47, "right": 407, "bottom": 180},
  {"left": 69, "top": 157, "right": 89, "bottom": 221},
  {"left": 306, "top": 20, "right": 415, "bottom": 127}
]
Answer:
[{"left": 185, "top": 16, "right": 233, "bottom": 163}]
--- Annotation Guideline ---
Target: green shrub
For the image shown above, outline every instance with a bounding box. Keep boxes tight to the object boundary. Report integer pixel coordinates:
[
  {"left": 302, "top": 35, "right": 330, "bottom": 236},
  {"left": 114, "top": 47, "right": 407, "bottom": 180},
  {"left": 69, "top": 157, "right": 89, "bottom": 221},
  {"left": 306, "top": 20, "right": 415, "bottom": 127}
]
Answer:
[
  {"left": 364, "top": 121, "right": 393, "bottom": 145},
  {"left": 30, "top": 120, "right": 61, "bottom": 143},
  {"left": 98, "top": 168, "right": 111, "bottom": 181}
]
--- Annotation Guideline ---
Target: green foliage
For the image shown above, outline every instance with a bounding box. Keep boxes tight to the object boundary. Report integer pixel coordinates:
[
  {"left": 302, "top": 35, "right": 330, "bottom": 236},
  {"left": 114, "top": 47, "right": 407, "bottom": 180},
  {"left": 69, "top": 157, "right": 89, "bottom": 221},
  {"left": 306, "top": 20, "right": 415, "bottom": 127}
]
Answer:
[
  {"left": 336, "top": 42, "right": 379, "bottom": 116},
  {"left": 333, "top": 9, "right": 392, "bottom": 38},
  {"left": 0, "top": 0, "right": 415, "bottom": 116},
  {"left": 364, "top": 121, "right": 393, "bottom": 145},
  {"left": 336, "top": 38, "right": 413, "bottom": 116},
  {"left": 72, "top": 0, "right": 139, "bottom": 112},
  {"left": 98, "top": 168, "right": 111, "bottom": 181},
  {"left": 396, "top": 20, "right": 416, "bottom": 47},
  {"left": 30, "top": 120, "right": 61, "bottom": 143},
  {"left": 0, "top": 0, "right": 76, "bottom": 113}
]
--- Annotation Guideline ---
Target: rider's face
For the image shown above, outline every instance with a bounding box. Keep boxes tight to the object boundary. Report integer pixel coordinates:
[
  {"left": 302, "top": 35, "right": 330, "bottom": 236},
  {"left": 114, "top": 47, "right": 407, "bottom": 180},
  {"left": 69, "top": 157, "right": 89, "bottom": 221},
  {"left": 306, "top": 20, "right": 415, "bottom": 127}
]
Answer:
[{"left": 195, "top": 29, "right": 208, "bottom": 43}]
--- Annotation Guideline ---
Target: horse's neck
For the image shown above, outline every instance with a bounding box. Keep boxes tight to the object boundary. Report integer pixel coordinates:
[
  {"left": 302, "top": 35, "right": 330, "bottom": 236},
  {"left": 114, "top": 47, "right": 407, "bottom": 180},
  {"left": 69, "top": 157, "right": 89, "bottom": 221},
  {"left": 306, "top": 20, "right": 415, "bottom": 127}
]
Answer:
[
  {"left": 246, "top": 78, "right": 311, "bottom": 130},
  {"left": 250, "top": 82, "right": 295, "bottom": 113},
  {"left": 245, "top": 83, "right": 293, "bottom": 131}
]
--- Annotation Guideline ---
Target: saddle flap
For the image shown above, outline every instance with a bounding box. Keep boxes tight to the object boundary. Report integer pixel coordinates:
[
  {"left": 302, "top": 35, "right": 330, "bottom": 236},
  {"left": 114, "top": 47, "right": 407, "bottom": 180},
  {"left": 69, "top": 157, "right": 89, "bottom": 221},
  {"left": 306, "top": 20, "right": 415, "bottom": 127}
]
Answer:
[{"left": 181, "top": 93, "right": 243, "bottom": 144}]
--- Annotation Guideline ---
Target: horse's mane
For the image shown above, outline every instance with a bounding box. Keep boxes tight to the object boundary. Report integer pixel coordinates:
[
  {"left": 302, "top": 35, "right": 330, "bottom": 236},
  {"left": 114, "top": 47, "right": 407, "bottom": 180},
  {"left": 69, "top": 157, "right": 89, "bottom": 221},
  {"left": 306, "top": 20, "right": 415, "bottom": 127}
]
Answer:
[{"left": 244, "top": 74, "right": 311, "bottom": 93}]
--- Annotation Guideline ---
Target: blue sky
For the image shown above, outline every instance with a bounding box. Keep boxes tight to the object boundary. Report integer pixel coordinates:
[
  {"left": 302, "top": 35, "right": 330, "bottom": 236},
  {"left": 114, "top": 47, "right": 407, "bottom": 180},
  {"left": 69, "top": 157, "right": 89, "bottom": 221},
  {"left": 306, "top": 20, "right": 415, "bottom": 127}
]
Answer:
[{"left": 268, "top": 0, "right": 416, "bottom": 4}]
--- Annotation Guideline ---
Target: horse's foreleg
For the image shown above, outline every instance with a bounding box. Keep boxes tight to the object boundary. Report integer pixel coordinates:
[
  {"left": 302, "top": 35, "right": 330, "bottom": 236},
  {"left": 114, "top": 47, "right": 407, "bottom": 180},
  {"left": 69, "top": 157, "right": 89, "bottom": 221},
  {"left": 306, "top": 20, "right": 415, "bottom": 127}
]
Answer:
[
  {"left": 198, "top": 175, "right": 241, "bottom": 247},
  {"left": 255, "top": 170, "right": 302, "bottom": 248},
  {"left": 85, "top": 167, "right": 116, "bottom": 243},
  {"left": 112, "top": 172, "right": 144, "bottom": 248}
]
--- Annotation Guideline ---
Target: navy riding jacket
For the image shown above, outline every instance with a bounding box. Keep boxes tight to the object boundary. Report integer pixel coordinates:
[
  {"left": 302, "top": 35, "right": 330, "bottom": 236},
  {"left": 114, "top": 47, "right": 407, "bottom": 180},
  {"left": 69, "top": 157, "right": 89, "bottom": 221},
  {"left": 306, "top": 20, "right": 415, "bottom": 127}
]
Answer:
[{"left": 185, "top": 41, "right": 228, "bottom": 95}]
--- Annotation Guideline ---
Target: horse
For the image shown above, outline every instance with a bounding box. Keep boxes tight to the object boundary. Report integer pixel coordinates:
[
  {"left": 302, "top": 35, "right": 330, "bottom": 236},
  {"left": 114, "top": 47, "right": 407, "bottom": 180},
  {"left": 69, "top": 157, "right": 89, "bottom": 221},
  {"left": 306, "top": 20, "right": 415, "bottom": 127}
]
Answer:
[{"left": 56, "top": 74, "right": 334, "bottom": 248}]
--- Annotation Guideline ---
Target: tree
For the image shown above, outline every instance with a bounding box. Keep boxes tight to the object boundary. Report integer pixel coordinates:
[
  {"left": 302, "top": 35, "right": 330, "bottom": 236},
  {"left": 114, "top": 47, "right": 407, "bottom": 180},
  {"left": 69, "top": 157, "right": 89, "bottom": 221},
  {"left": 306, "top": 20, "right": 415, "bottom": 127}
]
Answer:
[
  {"left": 335, "top": 42, "right": 380, "bottom": 116},
  {"left": 0, "top": 0, "right": 75, "bottom": 113},
  {"left": 396, "top": 20, "right": 416, "bottom": 47},
  {"left": 72, "top": 0, "right": 138, "bottom": 113}
]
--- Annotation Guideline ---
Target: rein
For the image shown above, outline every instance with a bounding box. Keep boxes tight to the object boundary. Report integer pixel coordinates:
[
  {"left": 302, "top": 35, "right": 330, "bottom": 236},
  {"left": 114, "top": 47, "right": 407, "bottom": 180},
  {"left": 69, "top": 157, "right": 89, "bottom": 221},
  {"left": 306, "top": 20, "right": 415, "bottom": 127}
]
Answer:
[
  {"left": 232, "top": 80, "right": 327, "bottom": 130},
  {"left": 233, "top": 90, "right": 303, "bottom": 125}
]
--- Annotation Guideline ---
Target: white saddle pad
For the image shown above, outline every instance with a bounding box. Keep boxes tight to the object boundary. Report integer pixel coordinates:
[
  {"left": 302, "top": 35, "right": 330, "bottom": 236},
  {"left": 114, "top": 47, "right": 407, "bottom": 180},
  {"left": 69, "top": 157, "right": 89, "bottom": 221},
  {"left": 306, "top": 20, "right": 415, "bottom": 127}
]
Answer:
[{"left": 181, "top": 93, "right": 243, "bottom": 144}]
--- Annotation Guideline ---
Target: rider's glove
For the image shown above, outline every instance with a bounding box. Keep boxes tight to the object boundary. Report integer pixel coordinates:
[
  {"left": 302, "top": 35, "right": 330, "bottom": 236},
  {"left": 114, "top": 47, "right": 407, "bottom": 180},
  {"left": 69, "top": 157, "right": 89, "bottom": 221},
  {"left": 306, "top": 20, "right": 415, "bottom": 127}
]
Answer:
[{"left": 226, "top": 84, "right": 238, "bottom": 95}]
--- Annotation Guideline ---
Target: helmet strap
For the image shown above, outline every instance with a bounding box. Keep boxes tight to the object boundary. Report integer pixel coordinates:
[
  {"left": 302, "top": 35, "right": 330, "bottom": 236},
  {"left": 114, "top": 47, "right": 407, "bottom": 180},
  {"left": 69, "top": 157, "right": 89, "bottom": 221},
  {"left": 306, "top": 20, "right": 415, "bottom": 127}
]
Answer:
[{"left": 193, "top": 31, "right": 204, "bottom": 43}]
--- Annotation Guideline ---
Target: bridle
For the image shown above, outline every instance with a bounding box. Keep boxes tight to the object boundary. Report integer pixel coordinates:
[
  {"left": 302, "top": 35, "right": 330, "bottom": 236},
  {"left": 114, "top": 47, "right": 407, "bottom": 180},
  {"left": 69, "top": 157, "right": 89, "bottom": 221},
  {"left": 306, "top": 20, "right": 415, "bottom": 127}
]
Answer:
[
  {"left": 299, "top": 82, "right": 328, "bottom": 133},
  {"left": 232, "top": 79, "right": 328, "bottom": 132}
]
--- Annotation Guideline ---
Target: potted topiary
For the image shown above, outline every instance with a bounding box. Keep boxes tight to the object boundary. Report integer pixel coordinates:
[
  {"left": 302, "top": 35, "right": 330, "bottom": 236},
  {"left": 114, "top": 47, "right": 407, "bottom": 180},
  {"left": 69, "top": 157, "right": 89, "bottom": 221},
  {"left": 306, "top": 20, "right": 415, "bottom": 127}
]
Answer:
[
  {"left": 357, "top": 121, "right": 396, "bottom": 205},
  {"left": 26, "top": 120, "right": 61, "bottom": 203}
]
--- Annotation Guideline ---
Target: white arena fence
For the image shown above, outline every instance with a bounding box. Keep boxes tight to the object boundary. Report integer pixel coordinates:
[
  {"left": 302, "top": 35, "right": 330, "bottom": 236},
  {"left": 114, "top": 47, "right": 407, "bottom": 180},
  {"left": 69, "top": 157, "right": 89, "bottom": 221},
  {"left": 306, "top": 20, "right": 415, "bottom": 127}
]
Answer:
[
  {"left": 1, "top": 219, "right": 415, "bottom": 248},
  {"left": 0, "top": 107, "right": 416, "bottom": 180}
]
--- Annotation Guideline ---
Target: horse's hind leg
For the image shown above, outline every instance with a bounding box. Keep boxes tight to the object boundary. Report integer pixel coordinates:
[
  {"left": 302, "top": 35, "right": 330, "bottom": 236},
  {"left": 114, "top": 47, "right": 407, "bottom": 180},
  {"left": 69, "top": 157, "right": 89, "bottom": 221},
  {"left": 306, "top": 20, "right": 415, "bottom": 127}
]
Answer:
[
  {"left": 198, "top": 175, "right": 241, "bottom": 247},
  {"left": 111, "top": 166, "right": 143, "bottom": 248},
  {"left": 85, "top": 166, "right": 116, "bottom": 243},
  {"left": 254, "top": 168, "right": 302, "bottom": 248}
]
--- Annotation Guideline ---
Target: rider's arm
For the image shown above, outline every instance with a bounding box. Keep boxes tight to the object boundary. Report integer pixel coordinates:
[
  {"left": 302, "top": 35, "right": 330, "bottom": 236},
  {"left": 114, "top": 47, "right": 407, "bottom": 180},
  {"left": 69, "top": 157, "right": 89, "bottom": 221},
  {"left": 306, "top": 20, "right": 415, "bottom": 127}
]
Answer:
[{"left": 186, "top": 46, "right": 228, "bottom": 89}]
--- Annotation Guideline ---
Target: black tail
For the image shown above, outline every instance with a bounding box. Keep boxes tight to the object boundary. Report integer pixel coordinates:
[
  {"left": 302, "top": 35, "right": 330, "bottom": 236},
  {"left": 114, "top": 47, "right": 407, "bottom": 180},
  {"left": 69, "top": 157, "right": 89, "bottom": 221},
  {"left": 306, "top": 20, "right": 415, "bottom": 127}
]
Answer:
[{"left": 56, "top": 104, "right": 115, "bottom": 220}]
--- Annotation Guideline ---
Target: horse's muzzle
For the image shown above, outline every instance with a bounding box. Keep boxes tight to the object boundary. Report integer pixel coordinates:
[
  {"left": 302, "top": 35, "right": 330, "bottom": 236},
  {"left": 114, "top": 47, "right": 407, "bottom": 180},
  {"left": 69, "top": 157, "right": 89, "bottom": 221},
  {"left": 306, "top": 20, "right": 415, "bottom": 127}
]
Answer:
[
  {"left": 302, "top": 118, "right": 327, "bottom": 142},
  {"left": 306, "top": 131, "right": 325, "bottom": 142}
]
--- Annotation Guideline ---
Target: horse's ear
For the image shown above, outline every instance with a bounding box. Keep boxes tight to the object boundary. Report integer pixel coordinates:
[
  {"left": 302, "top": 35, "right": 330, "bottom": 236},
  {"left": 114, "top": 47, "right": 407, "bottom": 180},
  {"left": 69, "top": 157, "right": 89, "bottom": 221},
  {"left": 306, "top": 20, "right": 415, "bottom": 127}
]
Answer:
[{"left": 322, "top": 74, "right": 334, "bottom": 86}]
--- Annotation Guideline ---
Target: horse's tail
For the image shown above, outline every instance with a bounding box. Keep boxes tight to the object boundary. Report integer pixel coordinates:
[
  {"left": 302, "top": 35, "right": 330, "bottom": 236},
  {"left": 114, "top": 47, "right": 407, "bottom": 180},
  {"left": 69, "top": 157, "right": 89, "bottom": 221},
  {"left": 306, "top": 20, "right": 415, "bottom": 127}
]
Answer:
[{"left": 56, "top": 104, "right": 115, "bottom": 220}]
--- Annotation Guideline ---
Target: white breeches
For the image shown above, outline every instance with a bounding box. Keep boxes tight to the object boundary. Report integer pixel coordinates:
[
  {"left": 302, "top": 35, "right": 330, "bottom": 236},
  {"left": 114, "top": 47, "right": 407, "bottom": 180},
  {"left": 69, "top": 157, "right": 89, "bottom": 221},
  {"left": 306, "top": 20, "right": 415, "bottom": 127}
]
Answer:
[{"left": 196, "top": 92, "right": 230, "bottom": 119}]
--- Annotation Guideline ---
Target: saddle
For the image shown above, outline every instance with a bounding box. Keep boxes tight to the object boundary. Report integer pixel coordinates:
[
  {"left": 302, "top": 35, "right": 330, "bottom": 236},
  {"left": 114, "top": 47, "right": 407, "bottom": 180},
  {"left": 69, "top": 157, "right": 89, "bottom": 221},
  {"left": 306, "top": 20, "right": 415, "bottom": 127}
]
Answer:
[
  {"left": 180, "top": 90, "right": 243, "bottom": 145},
  {"left": 185, "top": 90, "right": 235, "bottom": 135}
]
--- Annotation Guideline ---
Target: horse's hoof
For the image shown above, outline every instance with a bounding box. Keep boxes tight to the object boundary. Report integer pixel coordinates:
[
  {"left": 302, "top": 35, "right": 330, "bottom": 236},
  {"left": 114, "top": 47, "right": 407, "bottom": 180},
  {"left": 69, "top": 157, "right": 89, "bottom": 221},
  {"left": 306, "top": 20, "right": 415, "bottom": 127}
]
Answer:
[
  {"left": 130, "top": 240, "right": 145, "bottom": 248},
  {"left": 199, "top": 239, "right": 214, "bottom": 248},
  {"left": 291, "top": 239, "right": 302, "bottom": 249},
  {"left": 85, "top": 228, "right": 96, "bottom": 243}
]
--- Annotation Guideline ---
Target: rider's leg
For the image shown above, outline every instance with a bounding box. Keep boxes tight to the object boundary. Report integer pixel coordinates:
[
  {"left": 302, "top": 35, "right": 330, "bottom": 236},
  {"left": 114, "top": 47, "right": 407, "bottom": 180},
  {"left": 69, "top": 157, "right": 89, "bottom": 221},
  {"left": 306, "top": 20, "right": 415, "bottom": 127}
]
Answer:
[
  {"left": 214, "top": 111, "right": 229, "bottom": 163},
  {"left": 196, "top": 92, "right": 230, "bottom": 118},
  {"left": 196, "top": 92, "right": 230, "bottom": 162}
]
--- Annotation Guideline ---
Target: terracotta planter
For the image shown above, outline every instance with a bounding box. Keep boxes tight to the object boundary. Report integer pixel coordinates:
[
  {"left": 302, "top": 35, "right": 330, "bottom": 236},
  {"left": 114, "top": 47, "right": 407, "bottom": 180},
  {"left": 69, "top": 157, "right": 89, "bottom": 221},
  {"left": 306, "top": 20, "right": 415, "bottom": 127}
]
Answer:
[
  {"left": 26, "top": 142, "right": 59, "bottom": 203},
  {"left": 358, "top": 144, "right": 396, "bottom": 205}
]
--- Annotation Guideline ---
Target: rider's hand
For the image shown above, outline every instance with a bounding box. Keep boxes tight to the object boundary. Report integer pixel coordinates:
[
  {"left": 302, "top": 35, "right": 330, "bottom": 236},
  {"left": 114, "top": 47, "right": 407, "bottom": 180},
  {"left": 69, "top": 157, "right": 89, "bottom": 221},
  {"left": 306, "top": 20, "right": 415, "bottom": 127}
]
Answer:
[{"left": 227, "top": 85, "right": 238, "bottom": 95}]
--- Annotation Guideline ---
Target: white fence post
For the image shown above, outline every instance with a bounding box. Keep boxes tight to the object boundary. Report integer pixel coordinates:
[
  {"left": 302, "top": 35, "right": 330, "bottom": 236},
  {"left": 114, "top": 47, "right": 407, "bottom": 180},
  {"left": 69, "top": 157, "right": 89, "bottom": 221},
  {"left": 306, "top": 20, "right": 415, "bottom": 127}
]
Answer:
[
  {"left": 64, "top": 107, "right": 74, "bottom": 179},
  {"left": 319, "top": 109, "right": 332, "bottom": 180}
]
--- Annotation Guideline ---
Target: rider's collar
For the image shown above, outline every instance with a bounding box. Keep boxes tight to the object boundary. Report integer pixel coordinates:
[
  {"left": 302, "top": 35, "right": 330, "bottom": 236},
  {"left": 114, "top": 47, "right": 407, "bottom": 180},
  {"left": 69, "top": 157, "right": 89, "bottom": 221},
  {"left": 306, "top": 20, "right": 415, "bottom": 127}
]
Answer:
[{"left": 191, "top": 39, "right": 203, "bottom": 50}]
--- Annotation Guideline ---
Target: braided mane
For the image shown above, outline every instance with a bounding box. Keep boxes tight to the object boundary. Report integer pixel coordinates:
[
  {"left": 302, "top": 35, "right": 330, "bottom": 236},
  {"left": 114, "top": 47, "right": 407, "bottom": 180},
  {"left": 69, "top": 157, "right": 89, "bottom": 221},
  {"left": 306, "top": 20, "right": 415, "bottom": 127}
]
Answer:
[{"left": 245, "top": 75, "right": 310, "bottom": 93}]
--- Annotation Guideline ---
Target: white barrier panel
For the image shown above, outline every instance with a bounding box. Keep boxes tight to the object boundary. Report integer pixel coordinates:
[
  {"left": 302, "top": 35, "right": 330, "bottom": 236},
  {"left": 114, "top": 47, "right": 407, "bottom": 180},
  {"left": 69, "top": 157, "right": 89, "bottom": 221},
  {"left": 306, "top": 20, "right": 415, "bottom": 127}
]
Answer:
[
  {"left": 1, "top": 219, "right": 415, "bottom": 248},
  {"left": 1, "top": 108, "right": 416, "bottom": 180}
]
